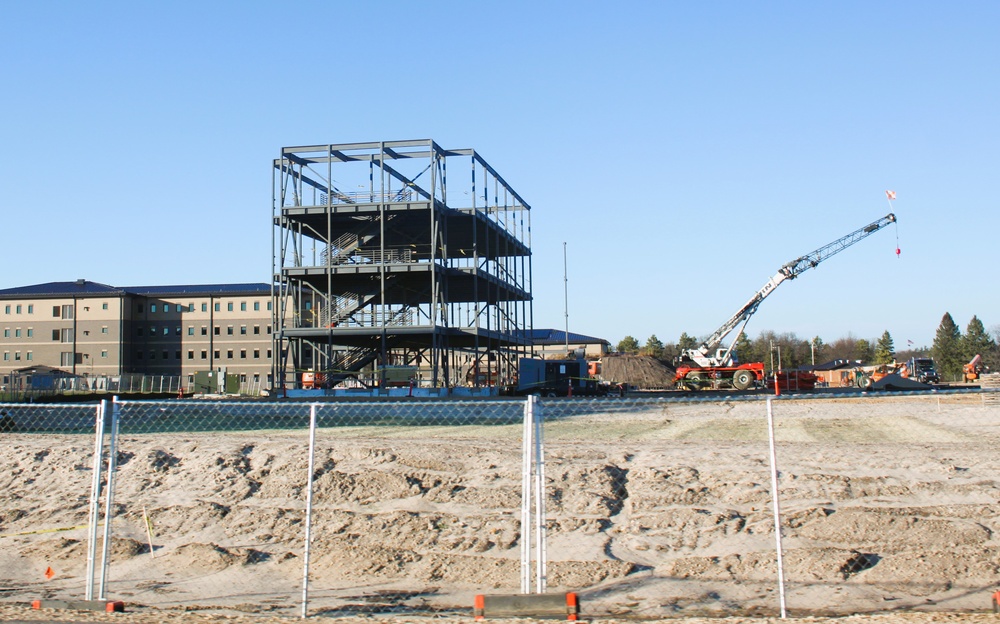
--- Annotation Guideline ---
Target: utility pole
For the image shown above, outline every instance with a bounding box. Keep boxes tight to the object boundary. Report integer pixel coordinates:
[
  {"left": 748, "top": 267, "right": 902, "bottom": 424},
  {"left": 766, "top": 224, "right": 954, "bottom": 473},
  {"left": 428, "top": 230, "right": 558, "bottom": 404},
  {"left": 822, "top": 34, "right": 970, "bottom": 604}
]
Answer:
[{"left": 563, "top": 242, "right": 569, "bottom": 352}]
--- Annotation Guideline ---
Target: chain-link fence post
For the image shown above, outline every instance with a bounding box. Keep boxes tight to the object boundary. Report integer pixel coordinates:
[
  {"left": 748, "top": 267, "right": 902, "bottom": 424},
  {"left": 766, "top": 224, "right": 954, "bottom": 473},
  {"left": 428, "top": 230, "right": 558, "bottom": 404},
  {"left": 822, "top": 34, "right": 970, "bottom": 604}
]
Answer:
[
  {"left": 533, "top": 396, "right": 548, "bottom": 594},
  {"left": 519, "top": 395, "right": 531, "bottom": 593},
  {"left": 84, "top": 400, "right": 107, "bottom": 601},
  {"left": 520, "top": 395, "right": 547, "bottom": 594},
  {"left": 766, "top": 397, "right": 787, "bottom": 618},
  {"left": 98, "top": 396, "right": 122, "bottom": 600},
  {"left": 301, "top": 402, "right": 318, "bottom": 618}
]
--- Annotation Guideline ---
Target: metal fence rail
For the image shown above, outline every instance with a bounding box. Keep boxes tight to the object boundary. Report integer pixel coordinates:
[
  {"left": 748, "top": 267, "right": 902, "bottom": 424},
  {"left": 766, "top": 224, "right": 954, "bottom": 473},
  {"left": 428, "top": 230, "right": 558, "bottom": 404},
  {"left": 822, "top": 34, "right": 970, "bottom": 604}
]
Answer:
[
  {"left": 1, "top": 373, "right": 269, "bottom": 402},
  {"left": 0, "top": 390, "right": 997, "bottom": 618}
]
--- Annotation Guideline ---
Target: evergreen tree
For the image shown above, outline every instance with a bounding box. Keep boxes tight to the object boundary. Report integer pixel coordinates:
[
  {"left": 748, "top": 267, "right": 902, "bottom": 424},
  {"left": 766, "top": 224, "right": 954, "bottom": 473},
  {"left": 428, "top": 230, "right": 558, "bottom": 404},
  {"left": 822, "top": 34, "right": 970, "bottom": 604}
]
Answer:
[
  {"left": 733, "top": 332, "right": 754, "bottom": 365},
  {"left": 961, "top": 316, "right": 996, "bottom": 367},
  {"left": 678, "top": 332, "right": 698, "bottom": 351},
  {"left": 616, "top": 336, "right": 640, "bottom": 354},
  {"left": 642, "top": 335, "right": 664, "bottom": 358},
  {"left": 854, "top": 338, "right": 874, "bottom": 364},
  {"left": 874, "top": 330, "right": 895, "bottom": 365},
  {"left": 931, "top": 312, "right": 963, "bottom": 380}
]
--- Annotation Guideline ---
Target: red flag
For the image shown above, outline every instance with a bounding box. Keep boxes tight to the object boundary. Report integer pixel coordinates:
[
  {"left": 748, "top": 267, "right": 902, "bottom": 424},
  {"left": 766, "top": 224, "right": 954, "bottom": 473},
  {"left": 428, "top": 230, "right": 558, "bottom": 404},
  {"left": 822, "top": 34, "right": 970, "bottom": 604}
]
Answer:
[{"left": 885, "top": 190, "right": 896, "bottom": 200}]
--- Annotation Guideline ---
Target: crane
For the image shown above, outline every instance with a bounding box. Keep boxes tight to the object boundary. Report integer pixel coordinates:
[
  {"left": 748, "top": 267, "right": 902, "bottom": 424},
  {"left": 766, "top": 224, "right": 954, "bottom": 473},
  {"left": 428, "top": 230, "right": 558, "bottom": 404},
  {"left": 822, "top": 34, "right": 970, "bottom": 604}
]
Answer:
[{"left": 675, "top": 212, "right": 897, "bottom": 390}]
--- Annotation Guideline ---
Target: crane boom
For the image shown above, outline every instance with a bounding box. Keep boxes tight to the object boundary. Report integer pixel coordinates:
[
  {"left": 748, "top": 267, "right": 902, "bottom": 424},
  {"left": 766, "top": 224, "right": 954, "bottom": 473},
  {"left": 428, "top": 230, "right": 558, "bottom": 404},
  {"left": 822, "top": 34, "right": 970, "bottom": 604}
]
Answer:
[
  {"left": 685, "top": 212, "right": 896, "bottom": 368},
  {"left": 779, "top": 212, "right": 897, "bottom": 279}
]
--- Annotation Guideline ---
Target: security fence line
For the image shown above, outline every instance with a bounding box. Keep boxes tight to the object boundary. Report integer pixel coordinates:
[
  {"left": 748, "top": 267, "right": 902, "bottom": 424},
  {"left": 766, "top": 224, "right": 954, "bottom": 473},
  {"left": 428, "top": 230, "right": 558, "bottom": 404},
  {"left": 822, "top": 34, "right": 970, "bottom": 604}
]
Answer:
[
  {"left": 1, "top": 390, "right": 998, "bottom": 618},
  {"left": 1, "top": 373, "right": 267, "bottom": 402}
]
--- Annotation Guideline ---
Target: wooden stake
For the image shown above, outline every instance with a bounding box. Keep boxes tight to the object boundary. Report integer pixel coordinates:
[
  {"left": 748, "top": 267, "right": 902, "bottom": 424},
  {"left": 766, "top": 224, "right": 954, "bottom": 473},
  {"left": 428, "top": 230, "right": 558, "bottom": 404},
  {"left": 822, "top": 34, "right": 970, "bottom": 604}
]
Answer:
[{"left": 142, "top": 507, "right": 155, "bottom": 559}]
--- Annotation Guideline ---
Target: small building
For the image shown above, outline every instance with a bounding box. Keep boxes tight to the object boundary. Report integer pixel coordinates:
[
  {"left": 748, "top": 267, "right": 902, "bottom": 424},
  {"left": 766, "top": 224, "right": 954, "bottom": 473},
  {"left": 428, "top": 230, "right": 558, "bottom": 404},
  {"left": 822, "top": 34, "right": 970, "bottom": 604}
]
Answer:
[
  {"left": 807, "top": 359, "right": 863, "bottom": 388},
  {"left": 3, "top": 364, "right": 79, "bottom": 392},
  {"left": 528, "top": 329, "right": 611, "bottom": 360}
]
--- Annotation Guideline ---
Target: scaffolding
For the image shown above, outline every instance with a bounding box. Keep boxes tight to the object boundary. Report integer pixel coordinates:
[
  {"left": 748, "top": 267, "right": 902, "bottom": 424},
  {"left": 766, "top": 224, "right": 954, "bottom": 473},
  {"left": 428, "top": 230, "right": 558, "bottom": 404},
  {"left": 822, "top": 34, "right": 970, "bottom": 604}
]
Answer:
[{"left": 272, "top": 140, "right": 533, "bottom": 390}]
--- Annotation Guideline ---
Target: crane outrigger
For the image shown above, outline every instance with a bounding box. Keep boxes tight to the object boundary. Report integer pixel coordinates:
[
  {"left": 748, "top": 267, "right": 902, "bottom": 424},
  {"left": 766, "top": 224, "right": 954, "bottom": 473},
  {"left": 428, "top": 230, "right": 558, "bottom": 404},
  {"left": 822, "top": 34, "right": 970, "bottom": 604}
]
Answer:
[{"left": 674, "top": 212, "right": 897, "bottom": 390}]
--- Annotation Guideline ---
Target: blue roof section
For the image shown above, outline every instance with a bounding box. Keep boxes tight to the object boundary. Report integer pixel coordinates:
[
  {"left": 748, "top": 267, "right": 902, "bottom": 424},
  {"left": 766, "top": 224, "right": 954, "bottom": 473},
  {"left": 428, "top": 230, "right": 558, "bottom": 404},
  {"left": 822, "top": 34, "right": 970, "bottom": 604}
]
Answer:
[
  {"left": 122, "top": 283, "right": 271, "bottom": 296},
  {"left": 528, "top": 329, "right": 609, "bottom": 345},
  {"left": 0, "top": 280, "right": 271, "bottom": 298},
  {"left": 0, "top": 280, "right": 124, "bottom": 297}
]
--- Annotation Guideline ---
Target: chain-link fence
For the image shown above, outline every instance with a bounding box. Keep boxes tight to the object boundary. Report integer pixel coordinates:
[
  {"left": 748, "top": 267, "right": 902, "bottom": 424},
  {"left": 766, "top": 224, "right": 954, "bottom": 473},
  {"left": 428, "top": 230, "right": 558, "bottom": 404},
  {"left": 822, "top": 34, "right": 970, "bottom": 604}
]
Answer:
[
  {"left": 1, "top": 390, "right": 998, "bottom": 618},
  {"left": 0, "top": 402, "right": 106, "bottom": 602},
  {"left": 768, "top": 393, "right": 1000, "bottom": 615},
  {"left": 1, "top": 373, "right": 271, "bottom": 403}
]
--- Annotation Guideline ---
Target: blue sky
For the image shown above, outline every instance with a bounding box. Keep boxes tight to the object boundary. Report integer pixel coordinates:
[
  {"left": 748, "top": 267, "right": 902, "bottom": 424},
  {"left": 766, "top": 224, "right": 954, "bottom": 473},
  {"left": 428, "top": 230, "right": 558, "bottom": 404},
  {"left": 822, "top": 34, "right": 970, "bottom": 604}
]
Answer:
[{"left": 2, "top": 2, "right": 997, "bottom": 351}]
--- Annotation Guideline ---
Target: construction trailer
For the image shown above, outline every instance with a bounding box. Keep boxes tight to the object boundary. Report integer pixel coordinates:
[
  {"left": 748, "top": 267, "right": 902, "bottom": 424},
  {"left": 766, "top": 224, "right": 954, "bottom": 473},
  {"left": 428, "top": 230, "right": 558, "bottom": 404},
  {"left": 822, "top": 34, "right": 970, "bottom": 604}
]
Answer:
[
  {"left": 272, "top": 140, "right": 533, "bottom": 390},
  {"left": 506, "top": 358, "right": 623, "bottom": 397}
]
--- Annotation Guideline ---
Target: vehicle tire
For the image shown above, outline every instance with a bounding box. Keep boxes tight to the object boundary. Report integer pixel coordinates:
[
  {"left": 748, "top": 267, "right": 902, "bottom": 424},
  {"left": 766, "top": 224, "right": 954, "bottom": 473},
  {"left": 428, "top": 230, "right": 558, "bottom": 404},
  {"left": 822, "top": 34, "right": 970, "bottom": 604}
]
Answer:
[
  {"left": 545, "top": 391, "right": 558, "bottom": 398},
  {"left": 732, "top": 369, "right": 753, "bottom": 390},
  {"left": 856, "top": 374, "right": 872, "bottom": 389}
]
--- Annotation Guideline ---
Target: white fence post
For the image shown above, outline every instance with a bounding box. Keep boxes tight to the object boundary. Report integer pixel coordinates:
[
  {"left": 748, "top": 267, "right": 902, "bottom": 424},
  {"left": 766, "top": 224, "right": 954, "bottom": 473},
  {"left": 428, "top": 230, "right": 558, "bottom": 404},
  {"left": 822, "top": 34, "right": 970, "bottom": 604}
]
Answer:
[
  {"left": 85, "top": 400, "right": 108, "bottom": 600},
  {"left": 533, "top": 396, "right": 547, "bottom": 593},
  {"left": 520, "top": 396, "right": 533, "bottom": 593},
  {"left": 98, "top": 396, "right": 122, "bottom": 599},
  {"left": 520, "top": 395, "right": 547, "bottom": 594},
  {"left": 301, "top": 403, "right": 319, "bottom": 618},
  {"left": 766, "top": 397, "right": 788, "bottom": 618}
]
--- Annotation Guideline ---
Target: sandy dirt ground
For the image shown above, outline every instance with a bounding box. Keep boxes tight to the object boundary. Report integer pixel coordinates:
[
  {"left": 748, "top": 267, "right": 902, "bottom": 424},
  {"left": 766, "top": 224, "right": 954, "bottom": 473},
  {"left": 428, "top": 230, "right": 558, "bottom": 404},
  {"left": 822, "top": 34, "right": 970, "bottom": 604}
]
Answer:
[
  {"left": 1, "top": 604, "right": 1000, "bottom": 624},
  {"left": 1, "top": 393, "right": 999, "bottom": 622}
]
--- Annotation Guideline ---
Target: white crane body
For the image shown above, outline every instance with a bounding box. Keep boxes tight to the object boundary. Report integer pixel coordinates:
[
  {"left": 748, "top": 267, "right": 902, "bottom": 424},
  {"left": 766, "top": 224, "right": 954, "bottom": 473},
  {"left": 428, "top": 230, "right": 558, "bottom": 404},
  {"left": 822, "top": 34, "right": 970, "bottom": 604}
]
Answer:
[{"left": 675, "top": 212, "right": 897, "bottom": 390}]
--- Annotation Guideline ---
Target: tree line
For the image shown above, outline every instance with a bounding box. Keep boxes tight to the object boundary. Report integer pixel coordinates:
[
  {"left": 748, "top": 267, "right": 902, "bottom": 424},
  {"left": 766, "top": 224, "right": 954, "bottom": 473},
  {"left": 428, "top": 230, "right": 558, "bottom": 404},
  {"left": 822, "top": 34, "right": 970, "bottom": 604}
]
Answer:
[{"left": 615, "top": 313, "right": 998, "bottom": 382}]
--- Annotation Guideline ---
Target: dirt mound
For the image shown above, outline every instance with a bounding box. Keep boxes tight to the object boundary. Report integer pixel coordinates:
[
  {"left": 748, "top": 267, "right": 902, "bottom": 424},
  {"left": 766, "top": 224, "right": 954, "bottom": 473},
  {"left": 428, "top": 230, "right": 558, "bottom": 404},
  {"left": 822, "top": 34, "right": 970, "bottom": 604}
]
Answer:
[
  {"left": 600, "top": 354, "right": 675, "bottom": 389},
  {"left": 165, "top": 542, "right": 269, "bottom": 572}
]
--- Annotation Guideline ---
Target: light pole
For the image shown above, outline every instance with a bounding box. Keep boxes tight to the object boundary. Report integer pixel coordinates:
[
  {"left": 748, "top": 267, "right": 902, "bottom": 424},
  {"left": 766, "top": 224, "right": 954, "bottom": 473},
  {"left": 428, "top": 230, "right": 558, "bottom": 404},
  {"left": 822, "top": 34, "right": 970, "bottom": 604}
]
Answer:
[{"left": 563, "top": 242, "right": 569, "bottom": 353}]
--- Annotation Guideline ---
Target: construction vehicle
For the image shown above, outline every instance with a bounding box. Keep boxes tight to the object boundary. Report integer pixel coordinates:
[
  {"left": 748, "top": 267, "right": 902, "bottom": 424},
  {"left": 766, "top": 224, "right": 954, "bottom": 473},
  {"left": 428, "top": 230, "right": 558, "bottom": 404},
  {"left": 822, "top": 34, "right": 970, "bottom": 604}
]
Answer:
[
  {"left": 674, "top": 212, "right": 897, "bottom": 390},
  {"left": 900, "top": 357, "right": 939, "bottom": 384},
  {"left": 301, "top": 370, "right": 327, "bottom": 389},
  {"left": 964, "top": 354, "right": 983, "bottom": 382},
  {"left": 854, "top": 362, "right": 901, "bottom": 389}
]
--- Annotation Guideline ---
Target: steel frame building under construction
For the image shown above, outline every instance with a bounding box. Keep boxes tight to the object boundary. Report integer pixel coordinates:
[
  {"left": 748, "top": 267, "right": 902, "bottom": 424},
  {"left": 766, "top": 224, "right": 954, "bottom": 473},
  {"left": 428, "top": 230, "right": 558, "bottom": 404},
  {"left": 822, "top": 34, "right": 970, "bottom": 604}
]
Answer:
[{"left": 272, "top": 140, "right": 533, "bottom": 390}]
